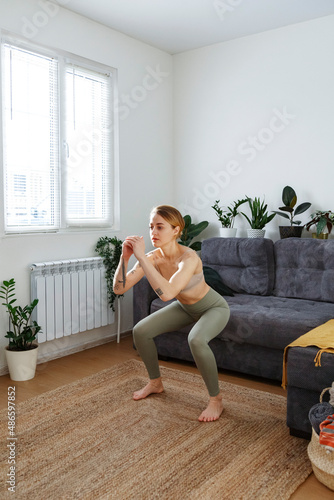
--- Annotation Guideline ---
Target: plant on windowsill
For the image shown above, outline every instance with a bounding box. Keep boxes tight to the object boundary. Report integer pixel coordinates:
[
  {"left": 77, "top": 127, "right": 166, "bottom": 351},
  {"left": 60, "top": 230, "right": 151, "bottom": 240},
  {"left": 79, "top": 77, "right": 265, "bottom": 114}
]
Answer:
[
  {"left": 272, "top": 186, "right": 311, "bottom": 239},
  {"left": 179, "top": 215, "right": 209, "bottom": 251},
  {"left": 95, "top": 236, "right": 124, "bottom": 312},
  {"left": 0, "top": 278, "right": 41, "bottom": 381},
  {"left": 211, "top": 198, "right": 248, "bottom": 237},
  {"left": 305, "top": 210, "right": 334, "bottom": 239},
  {"left": 241, "top": 197, "right": 276, "bottom": 238}
]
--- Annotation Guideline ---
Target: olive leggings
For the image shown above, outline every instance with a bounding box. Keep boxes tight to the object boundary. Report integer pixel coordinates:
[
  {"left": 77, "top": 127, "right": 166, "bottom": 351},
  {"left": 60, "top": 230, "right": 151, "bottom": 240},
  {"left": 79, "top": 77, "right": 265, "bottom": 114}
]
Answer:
[{"left": 133, "top": 288, "right": 230, "bottom": 397}]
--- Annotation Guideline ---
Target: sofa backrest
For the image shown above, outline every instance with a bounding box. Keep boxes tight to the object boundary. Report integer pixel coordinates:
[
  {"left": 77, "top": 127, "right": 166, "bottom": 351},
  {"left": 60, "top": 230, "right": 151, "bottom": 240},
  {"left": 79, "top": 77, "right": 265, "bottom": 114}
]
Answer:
[
  {"left": 201, "top": 237, "right": 275, "bottom": 295},
  {"left": 274, "top": 238, "right": 334, "bottom": 303}
]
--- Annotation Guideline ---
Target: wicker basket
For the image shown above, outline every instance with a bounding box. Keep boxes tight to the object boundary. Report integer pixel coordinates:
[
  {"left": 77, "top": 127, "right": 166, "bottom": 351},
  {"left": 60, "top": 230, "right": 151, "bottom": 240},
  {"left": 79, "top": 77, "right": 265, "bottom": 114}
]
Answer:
[{"left": 307, "top": 386, "right": 334, "bottom": 491}]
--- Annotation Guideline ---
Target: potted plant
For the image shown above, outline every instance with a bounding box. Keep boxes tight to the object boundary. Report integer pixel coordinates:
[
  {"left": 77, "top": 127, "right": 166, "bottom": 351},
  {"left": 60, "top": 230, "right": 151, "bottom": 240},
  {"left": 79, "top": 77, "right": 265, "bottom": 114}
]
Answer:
[
  {"left": 272, "top": 186, "right": 311, "bottom": 239},
  {"left": 241, "top": 197, "right": 276, "bottom": 238},
  {"left": 0, "top": 278, "right": 41, "bottom": 381},
  {"left": 212, "top": 198, "right": 247, "bottom": 237},
  {"left": 305, "top": 210, "right": 334, "bottom": 239},
  {"left": 179, "top": 215, "right": 209, "bottom": 251}
]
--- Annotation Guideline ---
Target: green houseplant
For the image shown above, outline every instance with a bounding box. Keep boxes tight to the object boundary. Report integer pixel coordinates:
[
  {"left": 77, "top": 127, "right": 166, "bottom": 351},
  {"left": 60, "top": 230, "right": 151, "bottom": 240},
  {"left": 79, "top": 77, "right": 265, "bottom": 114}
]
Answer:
[
  {"left": 179, "top": 215, "right": 209, "bottom": 251},
  {"left": 241, "top": 197, "right": 276, "bottom": 238},
  {"left": 272, "top": 186, "right": 311, "bottom": 239},
  {"left": 212, "top": 198, "right": 247, "bottom": 237},
  {"left": 0, "top": 278, "right": 41, "bottom": 381},
  {"left": 95, "top": 236, "right": 123, "bottom": 311},
  {"left": 305, "top": 210, "right": 334, "bottom": 239}
]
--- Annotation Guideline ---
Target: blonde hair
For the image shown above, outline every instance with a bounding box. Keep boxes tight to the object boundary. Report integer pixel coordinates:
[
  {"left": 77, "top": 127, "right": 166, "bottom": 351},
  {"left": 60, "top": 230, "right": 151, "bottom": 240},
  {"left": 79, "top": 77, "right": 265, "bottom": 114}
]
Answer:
[{"left": 150, "top": 205, "right": 185, "bottom": 239}]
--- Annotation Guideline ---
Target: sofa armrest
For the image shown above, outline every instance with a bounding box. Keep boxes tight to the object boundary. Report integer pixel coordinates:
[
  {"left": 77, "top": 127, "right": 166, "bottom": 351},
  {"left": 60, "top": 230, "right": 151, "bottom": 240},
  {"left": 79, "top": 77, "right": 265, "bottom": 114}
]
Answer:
[{"left": 133, "top": 276, "right": 156, "bottom": 325}]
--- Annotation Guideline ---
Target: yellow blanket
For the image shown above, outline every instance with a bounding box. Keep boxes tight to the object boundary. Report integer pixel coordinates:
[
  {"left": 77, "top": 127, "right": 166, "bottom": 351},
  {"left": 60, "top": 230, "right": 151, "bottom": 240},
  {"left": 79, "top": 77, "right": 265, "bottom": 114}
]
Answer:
[{"left": 282, "top": 319, "right": 334, "bottom": 389}]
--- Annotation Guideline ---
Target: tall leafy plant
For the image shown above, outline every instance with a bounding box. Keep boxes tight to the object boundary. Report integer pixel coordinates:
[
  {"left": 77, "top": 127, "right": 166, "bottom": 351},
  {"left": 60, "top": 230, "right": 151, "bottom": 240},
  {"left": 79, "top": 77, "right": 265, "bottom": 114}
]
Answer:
[
  {"left": 273, "top": 186, "right": 311, "bottom": 226},
  {"left": 0, "top": 278, "right": 41, "bottom": 351},
  {"left": 179, "top": 215, "right": 209, "bottom": 251},
  {"left": 95, "top": 236, "right": 123, "bottom": 311}
]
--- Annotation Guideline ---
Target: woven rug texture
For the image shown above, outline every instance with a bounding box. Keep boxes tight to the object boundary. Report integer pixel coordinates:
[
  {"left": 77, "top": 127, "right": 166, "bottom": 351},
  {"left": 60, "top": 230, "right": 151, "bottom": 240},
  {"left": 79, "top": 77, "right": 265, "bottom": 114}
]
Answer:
[{"left": 1, "top": 359, "right": 311, "bottom": 499}]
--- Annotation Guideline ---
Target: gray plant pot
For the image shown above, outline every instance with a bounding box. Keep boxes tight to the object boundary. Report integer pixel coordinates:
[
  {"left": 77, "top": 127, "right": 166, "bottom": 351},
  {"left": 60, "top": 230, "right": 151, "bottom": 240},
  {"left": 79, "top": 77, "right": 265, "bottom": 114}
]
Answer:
[{"left": 279, "top": 226, "right": 303, "bottom": 239}]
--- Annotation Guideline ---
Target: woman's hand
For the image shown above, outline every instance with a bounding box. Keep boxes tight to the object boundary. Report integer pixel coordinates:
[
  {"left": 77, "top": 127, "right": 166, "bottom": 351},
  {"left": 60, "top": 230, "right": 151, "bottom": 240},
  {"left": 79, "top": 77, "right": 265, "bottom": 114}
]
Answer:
[
  {"left": 122, "top": 240, "right": 134, "bottom": 261},
  {"left": 125, "top": 236, "right": 146, "bottom": 261}
]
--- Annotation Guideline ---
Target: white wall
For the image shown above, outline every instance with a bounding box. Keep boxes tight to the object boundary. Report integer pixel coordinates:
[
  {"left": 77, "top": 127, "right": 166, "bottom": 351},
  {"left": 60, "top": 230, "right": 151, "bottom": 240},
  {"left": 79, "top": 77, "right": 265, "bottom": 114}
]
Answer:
[
  {"left": 0, "top": 0, "right": 173, "bottom": 371},
  {"left": 173, "top": 15, "right": 334, "bottom": 241}
]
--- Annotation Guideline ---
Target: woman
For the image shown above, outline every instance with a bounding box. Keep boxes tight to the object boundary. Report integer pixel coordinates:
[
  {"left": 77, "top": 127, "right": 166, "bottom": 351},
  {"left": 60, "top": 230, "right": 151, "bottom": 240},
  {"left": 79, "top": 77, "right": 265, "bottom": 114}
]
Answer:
[{"left": 113, "top": 205, "right": 230, "bottom": 422}]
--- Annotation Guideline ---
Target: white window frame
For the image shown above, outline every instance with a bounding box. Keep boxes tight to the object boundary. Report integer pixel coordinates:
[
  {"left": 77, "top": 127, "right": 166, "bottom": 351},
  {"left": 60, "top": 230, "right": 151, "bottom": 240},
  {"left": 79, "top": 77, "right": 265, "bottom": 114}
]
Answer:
[{"left": 0, "top": 31, "right": 119, "bottom": 235}]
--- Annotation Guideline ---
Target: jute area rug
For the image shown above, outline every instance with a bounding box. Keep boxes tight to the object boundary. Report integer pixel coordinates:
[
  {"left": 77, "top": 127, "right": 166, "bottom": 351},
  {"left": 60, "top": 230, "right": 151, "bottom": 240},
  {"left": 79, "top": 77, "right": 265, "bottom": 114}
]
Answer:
[{"left": 1, "top": 359, "right": 311, "bottom": 500}]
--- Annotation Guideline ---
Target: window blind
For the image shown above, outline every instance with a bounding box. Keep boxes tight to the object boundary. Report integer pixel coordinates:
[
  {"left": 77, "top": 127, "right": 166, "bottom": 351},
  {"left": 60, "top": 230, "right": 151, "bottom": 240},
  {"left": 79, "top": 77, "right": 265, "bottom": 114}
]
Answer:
[
  {"left": 64, "top": 64, "right": 112, "bottom": 227},
  {"left": 2, "top": 43, "right": 59, "bottom": 232}
]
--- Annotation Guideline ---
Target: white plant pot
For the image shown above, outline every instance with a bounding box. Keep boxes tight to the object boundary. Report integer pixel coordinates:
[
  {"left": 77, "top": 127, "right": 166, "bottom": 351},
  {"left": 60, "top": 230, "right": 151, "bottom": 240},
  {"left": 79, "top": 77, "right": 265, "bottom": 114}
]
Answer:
[
  {"left": 247, "top": 229, "right": 265, "bottom": 238},
  {"left": 5, "top": 346, "right": 39, "bottom": 381},
  {"left": 219, "top": 227, "right": 237, "bottom": 238}
]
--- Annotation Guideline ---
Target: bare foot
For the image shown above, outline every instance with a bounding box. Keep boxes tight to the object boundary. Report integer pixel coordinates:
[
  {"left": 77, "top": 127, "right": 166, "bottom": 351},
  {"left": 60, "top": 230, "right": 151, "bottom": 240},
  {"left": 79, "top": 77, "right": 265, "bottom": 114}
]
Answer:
[
  {"left": 198, "top": 393, "right": 223, "bottom": 422},
  {"left": 133, "top": 378, "right": 164, "bottom": 400}
]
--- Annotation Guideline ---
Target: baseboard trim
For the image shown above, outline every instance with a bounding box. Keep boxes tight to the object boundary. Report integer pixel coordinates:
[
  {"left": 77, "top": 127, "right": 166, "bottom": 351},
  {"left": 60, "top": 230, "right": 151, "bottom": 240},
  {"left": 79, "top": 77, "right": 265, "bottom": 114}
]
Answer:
[{"left": 0, "top": 330, "right": 132, "bottom": 377}]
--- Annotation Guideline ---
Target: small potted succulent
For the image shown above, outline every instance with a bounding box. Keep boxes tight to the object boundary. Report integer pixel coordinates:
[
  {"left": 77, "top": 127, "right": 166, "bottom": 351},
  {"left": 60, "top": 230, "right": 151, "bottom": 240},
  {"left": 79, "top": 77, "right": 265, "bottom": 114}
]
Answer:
[
  {"left": 212, "top": 198, "right": 247, "bottom": 237},
  {"left": 272, "top": 186, "right": 311, "bottom": 239},
  {"left": 305, "top": 210, "right": 334, "bottom": 239},
  {"left": 0, "top": 278, "right": 41, "bottom": 381},
  {"left": 241, "top": 197, "right": 276, "bottom": 238}
]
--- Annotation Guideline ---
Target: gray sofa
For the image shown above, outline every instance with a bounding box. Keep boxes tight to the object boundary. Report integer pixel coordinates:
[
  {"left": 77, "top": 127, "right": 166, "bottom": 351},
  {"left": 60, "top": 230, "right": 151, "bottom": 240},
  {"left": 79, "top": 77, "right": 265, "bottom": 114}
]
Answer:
[{"left": 133, "top": 237, "right": 334, "bottom": 438}]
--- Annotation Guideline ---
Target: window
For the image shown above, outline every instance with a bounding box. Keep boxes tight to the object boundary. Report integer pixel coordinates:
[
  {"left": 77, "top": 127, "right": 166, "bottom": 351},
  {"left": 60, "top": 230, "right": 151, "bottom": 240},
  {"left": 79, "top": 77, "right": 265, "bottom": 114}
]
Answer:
[{"left": 1, "top": 35, "right": 116, "bottom": 233}]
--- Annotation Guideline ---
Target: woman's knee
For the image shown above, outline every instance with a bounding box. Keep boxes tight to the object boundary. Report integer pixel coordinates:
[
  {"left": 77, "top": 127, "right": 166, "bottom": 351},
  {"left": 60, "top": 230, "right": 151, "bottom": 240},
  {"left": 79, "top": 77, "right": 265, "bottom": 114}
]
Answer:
[
  {"left": 188, "top": 332, "right": 206, "bottom": 353},
  {"left": 132, "top": 321, "right": 147, "bottom": 346},
  {"left": 133, "top": 317, "right": 156, "bottom": 345}
]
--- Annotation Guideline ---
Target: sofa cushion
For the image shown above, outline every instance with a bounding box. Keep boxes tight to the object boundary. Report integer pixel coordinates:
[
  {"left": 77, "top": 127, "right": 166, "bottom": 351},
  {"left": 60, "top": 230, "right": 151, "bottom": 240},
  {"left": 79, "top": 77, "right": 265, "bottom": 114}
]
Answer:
[
  {"left": 150, "top": 294, "right": 334, "bottom": 351},
  {"left": 274, "top": 238, "right": 334, "bottom": 303},
  {"left": 201, "top": 237, "right": 275, "bottom": 296},
  {"left": 222, "top": 294, "right": 334, "bottom": 350}
]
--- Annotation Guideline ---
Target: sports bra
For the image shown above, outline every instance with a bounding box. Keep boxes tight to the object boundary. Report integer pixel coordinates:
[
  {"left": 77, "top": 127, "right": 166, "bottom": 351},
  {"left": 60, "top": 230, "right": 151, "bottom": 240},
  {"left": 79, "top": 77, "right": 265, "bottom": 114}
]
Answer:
[{"left": 153, "top": 250, "right": 205, "bottom": 292}]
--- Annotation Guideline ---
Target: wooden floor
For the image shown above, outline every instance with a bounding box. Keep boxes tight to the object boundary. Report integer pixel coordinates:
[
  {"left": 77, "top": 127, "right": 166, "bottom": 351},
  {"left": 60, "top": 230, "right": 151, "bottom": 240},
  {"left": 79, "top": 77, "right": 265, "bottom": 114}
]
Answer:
[{"left": 1, "top": 334, "right": 332, "bottom": 499}]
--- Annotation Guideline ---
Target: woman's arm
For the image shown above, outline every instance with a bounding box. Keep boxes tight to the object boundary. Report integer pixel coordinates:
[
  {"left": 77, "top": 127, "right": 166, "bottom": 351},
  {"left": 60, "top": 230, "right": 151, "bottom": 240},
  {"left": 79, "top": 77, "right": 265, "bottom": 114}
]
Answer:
[
  {"left": 113, "top": 241, "right": 145, "bottom": 295},
  {"left": 128, "top": 237, "right": 199, "bottom": 302},
  {"left": 138, "top": 256, "right": 198, "bottom": 301}
]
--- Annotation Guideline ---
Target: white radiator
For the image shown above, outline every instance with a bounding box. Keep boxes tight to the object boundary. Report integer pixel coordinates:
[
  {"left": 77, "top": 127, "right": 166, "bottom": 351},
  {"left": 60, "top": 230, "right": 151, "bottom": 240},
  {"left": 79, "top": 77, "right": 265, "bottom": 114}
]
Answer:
[{"left": 30, "top": 257, "right": 114, "bottom": 343}]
